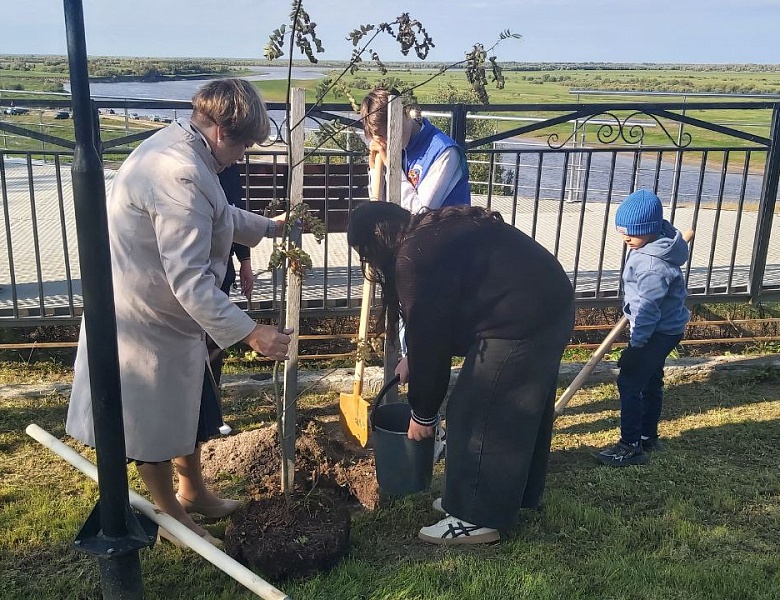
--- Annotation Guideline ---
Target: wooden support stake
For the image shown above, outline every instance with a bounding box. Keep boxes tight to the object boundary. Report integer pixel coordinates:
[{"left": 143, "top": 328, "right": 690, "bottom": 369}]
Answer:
[
  {"left": 281, "top": 88, "right": 305, "bottom": 492},
  {"left": 382, "top": 95, "right": 404, "bottom": 402}
]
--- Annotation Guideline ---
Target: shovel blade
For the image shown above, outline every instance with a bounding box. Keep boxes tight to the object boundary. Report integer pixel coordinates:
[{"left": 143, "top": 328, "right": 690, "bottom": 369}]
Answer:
[{"left": 339, "top": 391, "right": 370, "bottom": 447}]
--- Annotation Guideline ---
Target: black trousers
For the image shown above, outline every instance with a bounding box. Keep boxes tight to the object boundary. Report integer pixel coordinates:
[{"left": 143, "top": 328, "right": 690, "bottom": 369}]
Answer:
[
  {"left": 442, "top": 303, "right": 574, "bottom": 530},
  {"left": 617, "top": 332, "right": 683, "bottom": 444},
  {"left": 207, "top": 269, "right": 236, "bottom": 385},
  {"left": 196, "top": 364, "right": 223, "bottom": 443}
]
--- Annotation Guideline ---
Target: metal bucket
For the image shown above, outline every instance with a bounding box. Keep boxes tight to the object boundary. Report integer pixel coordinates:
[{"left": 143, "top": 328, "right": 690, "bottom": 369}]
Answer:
[{"left": 370, "top": 375, "right": 434, "bottom": 497}]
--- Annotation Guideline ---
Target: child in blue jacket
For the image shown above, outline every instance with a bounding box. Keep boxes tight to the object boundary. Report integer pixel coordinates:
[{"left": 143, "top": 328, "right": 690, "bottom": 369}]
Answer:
[{"left": 597, "top": 189, "right": 690, "bottom": 467}]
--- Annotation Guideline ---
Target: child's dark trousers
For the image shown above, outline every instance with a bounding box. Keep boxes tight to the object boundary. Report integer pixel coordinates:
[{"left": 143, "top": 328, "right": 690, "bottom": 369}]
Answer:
[{"left": 617, "top": 332, "right": 683, "bottom": 444}]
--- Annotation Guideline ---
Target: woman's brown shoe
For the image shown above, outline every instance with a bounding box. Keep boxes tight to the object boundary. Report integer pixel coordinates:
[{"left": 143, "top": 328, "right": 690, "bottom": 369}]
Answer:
[{"left": 176, "top": 493, "right": 241, "bottom": 518}]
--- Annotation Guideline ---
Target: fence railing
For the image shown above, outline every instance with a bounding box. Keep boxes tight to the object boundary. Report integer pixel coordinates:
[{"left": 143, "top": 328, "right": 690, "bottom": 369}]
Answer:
[{"left": 0, "top": 98, "right": 778, "bottom": 325}]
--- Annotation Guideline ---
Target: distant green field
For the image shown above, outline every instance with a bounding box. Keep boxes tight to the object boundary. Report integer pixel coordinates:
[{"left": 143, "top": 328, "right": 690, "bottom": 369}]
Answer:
[
  {"left": 3, "top": 61, "right": 779, "bottom": 160},
  {"left": 251, "top": 66, "right": 780, "bottom": 103},
  {"left": 245, "top": 67, "right": 778, "bottom": 159}
]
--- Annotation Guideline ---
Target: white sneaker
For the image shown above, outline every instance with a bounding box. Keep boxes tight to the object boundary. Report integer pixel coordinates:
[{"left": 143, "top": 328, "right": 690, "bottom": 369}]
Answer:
[
  {"left": 418, "top": 515, "right": 500, "bottom": 545},
  {"left": 432, "top": 497, "right": 446, "bottom": 514}
]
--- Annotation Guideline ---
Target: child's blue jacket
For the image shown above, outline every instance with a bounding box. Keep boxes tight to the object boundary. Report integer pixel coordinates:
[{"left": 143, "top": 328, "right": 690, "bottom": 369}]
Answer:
[{"left": 622, "top": 220, "right": 690, "bottom": 347}]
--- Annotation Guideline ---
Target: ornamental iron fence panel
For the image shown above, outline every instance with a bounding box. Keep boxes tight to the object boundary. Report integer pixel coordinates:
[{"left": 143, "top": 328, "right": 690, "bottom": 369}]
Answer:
[{"left": 0, "top": 98, "right": 778, "bottom": 325}]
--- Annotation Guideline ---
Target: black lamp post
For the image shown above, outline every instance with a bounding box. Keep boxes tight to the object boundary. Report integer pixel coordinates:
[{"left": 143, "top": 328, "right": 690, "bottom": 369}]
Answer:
[{"left": 63, "top": 1, "right": 155, "bottom": 597}]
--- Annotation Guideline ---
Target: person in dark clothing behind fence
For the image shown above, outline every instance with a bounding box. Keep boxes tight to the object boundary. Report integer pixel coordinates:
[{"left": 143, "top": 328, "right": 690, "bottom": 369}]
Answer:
[
  {"left": 347, "top": 203, "right": 574, "bottom": 545},
  {"left": 209, "top": 164, "right": 273, "bottom": 388},
  {"left": 218, "top": 164, "right": 253, "bottom": 300},
  {"left": 208, "top": 163, "right": 255, "bottom": 385}
]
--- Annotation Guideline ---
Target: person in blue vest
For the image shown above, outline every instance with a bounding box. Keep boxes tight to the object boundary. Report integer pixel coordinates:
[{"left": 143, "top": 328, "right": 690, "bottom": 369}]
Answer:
[
  {"left": 360, "top": 86, "right": 471, "bottom": 212},
  {"left": 360, "top": 87, "right": 472, "bottom": 433}
]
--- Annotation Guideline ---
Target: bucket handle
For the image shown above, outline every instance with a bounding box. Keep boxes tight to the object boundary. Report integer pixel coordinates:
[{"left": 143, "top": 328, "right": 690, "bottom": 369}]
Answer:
[{"left": 369, "top": 374, "right": 401, "bottom": 431}]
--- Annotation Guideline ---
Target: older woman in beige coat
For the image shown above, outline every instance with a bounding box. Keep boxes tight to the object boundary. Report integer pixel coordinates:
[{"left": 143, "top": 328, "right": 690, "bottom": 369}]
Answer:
[{"left": 66, "top": 79, "right": 289, "bottom": 547}]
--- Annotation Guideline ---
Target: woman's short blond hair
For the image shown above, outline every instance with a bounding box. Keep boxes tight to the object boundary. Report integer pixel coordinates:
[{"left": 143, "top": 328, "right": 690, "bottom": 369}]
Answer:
[{"left": 192, "top": 78, "right": 270, "bottom": 145}]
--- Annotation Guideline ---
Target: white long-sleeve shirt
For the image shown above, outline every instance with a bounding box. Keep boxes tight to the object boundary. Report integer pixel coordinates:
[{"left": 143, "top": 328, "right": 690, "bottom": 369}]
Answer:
[{"left": 370, "top": 146, "right": 464, "bottom": 213}]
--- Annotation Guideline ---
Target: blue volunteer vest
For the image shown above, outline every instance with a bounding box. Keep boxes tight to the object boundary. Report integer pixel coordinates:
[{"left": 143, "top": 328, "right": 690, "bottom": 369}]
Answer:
[{"left": 403, "top": 119, "right": 471, "bottom": 207}]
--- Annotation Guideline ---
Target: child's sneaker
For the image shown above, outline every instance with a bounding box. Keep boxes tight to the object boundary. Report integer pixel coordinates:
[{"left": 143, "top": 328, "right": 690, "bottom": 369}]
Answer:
[
  {"left": 641, "top": 436, "right": 665, "bottom": 452},
  {"left": 597, "top": 440, "right": 648, "bottom": 467},
  {"left": 418, "top": 515, "right": 499, "bottom": 545}
]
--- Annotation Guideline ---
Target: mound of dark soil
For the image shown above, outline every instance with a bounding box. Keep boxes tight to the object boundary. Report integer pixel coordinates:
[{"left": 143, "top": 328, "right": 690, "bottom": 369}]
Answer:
[
  {"left": 201, "top": 417, "right": 379, "bottom": 509},
  {"left": 200, "top": 417, "right": 379, "bottom": 580},
  {"left": 225, "top": 491, "right": 351, "bottom": 581}
]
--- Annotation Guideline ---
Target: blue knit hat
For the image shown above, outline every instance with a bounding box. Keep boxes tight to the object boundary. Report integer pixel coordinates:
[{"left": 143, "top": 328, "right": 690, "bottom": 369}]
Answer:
[{"left": 615, "top": 189, "right": 663, "bottom": 236}]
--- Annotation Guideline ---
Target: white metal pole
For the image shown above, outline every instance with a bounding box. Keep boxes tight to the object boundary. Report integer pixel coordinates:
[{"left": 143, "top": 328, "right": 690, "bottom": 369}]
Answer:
[{"left": 25, "top": 424, "right": 291, "bottom": 600}]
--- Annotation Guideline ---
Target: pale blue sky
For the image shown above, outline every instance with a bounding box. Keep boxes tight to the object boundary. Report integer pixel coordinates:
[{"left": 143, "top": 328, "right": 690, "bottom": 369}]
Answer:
[{"left": 2, "top": 0, "right": 779, "bottom": 64}]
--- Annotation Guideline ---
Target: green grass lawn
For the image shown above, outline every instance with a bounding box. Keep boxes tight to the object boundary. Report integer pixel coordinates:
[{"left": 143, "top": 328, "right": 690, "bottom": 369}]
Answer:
[{"left": 1, "top": 359, "right": 779, "bottom": 599}]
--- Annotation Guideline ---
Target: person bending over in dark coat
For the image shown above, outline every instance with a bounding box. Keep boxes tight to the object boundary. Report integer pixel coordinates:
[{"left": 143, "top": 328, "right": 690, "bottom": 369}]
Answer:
[{"left": 347, "top": 203, "right": 574, "bottom": 545}]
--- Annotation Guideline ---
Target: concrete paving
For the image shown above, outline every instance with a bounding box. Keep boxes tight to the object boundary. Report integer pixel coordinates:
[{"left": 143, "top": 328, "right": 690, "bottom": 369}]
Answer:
[{"left": 0, "top": 157, "right": 778, "bottom": 319}]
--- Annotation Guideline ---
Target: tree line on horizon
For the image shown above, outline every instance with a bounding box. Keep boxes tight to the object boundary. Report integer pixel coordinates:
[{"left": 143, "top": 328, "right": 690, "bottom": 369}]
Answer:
[{"left": 2, "top": 55, "right": 780, "bottom": 74}]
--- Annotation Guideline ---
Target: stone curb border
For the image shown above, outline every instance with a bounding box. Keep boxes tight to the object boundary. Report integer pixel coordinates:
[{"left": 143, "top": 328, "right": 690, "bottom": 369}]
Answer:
[
  {"left": 219, "top": 354, "right": 780, "bottom": 398},
  {"left": 4, "top": 355, "right": 778, "bottom": 401}
]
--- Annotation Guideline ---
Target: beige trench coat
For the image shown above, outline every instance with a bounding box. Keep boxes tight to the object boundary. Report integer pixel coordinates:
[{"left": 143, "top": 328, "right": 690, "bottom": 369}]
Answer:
[{"left": 66, "top": 121, "right": 274, "bottom": 462}]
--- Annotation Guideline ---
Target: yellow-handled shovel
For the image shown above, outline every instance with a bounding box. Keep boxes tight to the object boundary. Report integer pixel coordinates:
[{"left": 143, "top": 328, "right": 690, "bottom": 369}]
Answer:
[{"left": 339, "top": 161, "right": 385, "bottom": 446}]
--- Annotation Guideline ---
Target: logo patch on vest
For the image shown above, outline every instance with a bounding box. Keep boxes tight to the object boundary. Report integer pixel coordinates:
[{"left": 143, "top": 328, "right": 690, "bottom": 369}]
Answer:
[{"left": 407, "top": 165, "right": 423, "bottom": 188}]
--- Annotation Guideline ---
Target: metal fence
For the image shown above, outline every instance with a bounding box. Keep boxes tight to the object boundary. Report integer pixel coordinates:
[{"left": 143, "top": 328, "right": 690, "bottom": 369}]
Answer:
[{"left": 0, "top": 97, "right": 778, "bottom": 325}]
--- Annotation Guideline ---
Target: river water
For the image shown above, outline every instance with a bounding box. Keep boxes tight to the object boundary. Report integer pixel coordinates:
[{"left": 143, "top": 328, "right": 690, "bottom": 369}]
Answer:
[
  {"left": 77, "top": 66, "right": 325, "bottom": 103},
  {"left": 66, "top": 65, "right": 330, "bottom": 128}
]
